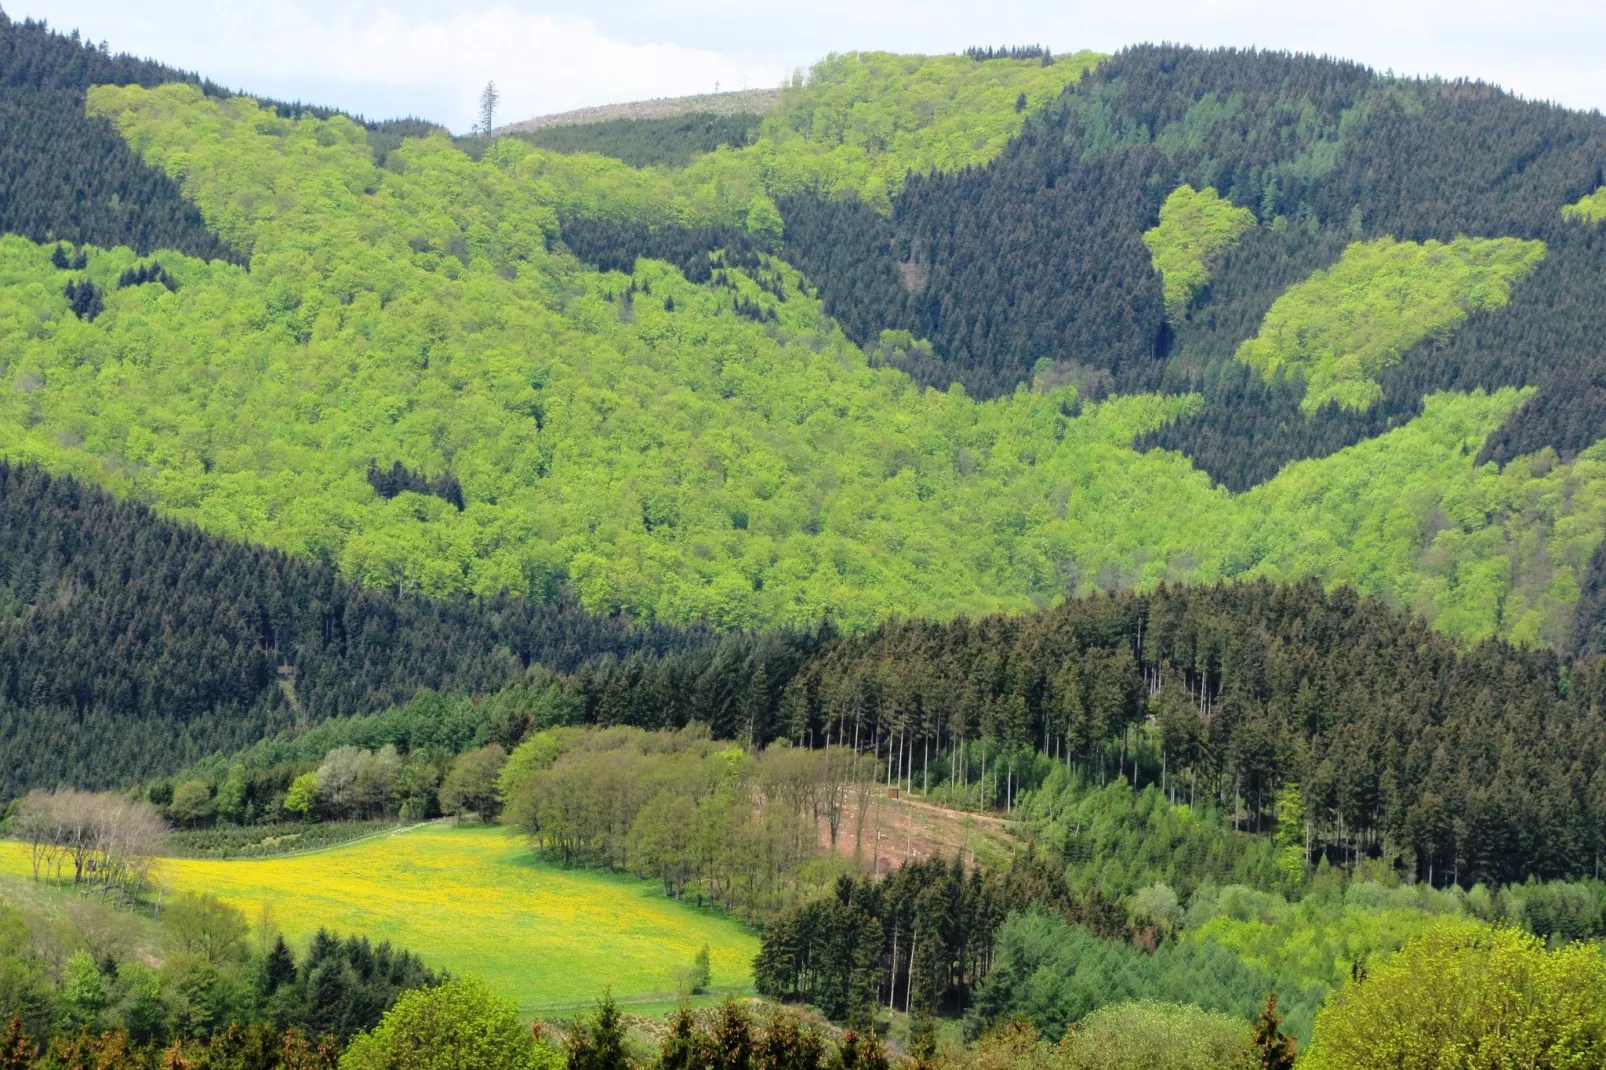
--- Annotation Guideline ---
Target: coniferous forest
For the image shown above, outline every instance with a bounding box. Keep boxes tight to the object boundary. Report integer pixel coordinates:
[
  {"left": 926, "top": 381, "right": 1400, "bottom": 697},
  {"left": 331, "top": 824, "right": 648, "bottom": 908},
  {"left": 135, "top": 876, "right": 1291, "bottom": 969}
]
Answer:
[
  {"left": 771, "top": 48, "right": 1606, "bottom": 487},
  {"left": 0, "top": 11, "right": 236, "bottom": 261},
  {"left": 5, "top": 9, "right": 1606, "bottom": 1068},
  {"left": 503, "top": 112, "right": 765, "bottom": 169},
  {"left": 0, "top": 462, "right": 697, "bottom": 799}
]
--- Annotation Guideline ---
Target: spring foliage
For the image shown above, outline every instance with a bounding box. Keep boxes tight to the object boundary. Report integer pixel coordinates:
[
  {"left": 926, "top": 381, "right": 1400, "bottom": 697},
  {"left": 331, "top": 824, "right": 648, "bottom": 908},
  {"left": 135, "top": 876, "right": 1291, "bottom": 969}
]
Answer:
[
  {"left": 514, "top": 49, "right": 1102, "bottom": 232},
  {"left": 1142, "top": 185, "right": 1257, "bottom": 317},
  {"left": 750, "top": 50, "right": 1103, "bottom": 210},
  {"left": 964, "top": 908, "right": 1324, "bottom": 1043},
  {"left": 1562, "top": 187, "right": 1606, "bottom": 224},
  {"left": 1301, "top": 920, "right": 1606, "bottom": 1069},
  {"left": 1056, "top": 1001, "right": 1255, "bottom": 1070},
  {"left": 0, "top": 85, "right": 1598, "bottom": 648},
  {"left": 339, "top": 977, "right": 562, "bottom": 1070},
  {"left": 1236, "top": 237, "right": 1545, "bottom": 413}
]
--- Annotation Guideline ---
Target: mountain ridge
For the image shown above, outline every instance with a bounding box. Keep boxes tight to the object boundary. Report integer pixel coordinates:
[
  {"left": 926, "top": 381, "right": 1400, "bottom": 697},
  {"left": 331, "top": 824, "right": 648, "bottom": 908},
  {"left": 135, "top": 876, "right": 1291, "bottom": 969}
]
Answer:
[{"left": 497, "top": 87, "right": 780, "bottom": 134}]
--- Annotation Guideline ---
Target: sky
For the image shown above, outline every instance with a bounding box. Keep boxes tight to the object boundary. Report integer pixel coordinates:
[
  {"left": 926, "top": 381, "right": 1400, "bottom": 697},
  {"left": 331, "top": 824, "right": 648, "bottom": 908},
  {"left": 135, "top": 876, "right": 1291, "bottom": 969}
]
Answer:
[{"left": 22, "top": 0, "right": 1606, "bottom": 133}]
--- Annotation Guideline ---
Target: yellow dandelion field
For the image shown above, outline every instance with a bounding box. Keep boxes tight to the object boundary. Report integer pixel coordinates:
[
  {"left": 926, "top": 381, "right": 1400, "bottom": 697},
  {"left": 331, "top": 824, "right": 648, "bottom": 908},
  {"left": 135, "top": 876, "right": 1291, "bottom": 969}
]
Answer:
[{"left": 0, "top": 824, "right": 757, "bottom": 1014}]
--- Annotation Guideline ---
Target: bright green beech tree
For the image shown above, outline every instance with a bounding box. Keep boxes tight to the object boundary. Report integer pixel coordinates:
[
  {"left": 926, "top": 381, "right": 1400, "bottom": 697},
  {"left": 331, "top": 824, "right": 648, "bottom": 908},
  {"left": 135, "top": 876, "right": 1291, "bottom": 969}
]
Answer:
[
  {"left": 1302, "top": 920, "right": 1606, "bottom": 1069},
  {"left": 1143, "top": 185, "right": 1257, "bottom": 317},
  {"left": 340, "top": 976, "right": 562, "bottom": 1070}
]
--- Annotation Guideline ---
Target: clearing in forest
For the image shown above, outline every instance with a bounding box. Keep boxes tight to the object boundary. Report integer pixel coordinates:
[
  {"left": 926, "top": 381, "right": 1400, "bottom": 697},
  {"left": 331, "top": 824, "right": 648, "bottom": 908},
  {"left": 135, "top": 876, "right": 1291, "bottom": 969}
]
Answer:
[
  {"left": 0, "top": 824, "right": 757, "bottom": 1015},
  {"left": 825, "top": 789, "right": 1017, "bottom": 876}
]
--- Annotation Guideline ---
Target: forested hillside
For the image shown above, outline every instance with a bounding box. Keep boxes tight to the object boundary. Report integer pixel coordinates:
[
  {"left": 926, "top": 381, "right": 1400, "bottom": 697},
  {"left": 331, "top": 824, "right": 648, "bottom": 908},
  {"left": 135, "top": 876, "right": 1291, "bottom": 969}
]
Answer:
[
  {"left": 495, "top": 112, "right": 765, "bottom": 169},
  {"left": 540, "top": 579, "right": 1606, "bottom": 887},
  {"left": 0, "top": 50, "right": 1599, "bottom": 649},
  {"left": 147, "top": 576, "right": 1606, "bottom": 888},
  {"left": 0, "top": 10, "right": 236, "bottom": 260},
  {"left": 9, "top": 22, "right": 1606, "bottom": 1068},
  {"left": 0, "top": 462, "right": 695, "bottom": 798},
  {"left": 556, "top": 47, "right": 1606, "bottom": 492},
  {"left": 1, "top": 28, "right": 1606, "bottom": 652}
]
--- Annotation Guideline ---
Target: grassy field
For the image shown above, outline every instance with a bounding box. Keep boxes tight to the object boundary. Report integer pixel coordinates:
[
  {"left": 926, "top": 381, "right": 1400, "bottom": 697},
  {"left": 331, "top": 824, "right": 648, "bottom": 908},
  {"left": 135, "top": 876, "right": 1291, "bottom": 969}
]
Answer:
[{"left": 0, "top": 823, "right": 758, "bottom": 1015}]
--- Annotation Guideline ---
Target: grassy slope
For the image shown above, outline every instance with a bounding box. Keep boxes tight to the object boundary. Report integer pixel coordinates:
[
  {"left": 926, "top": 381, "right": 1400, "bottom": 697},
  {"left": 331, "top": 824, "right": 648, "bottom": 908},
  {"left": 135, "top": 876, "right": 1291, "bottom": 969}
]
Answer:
[{"left": 0, "top": 824, "right": 758, "bottom": 1014}]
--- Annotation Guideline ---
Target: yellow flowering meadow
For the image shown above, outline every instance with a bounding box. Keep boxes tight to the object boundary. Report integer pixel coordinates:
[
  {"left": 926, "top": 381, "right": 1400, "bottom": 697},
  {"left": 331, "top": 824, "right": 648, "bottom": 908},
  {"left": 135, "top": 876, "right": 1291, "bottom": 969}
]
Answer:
[{"left": 0, "top": 824, "right": 756, "bottom": 1014}]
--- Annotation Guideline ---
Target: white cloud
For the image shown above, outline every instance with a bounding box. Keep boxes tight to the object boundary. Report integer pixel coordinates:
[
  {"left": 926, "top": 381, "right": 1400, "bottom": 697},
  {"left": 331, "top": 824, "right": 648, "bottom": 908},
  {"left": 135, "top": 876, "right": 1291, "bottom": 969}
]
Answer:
[
  {"left": 28, "top": 2, "right": 784, "bottom": 131},
  {"left": 24, "top": 0, "right": 1606, "bottom": 126}
]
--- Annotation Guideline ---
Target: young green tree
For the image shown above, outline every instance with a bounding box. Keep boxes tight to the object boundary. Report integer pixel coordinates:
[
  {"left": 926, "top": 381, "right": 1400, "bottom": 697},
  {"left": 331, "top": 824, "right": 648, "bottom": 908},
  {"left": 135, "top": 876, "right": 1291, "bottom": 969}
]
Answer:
[
  {"left": 61, "top": 951, "right": 105, "bottom": 1029},
  {"left": 1272, "top": 784, "right": 1307, "bottom": 885},
  {"left": 340, "top": 976, "right": 557, "bottom": 1070},
  {"left": 285, "top": 772, "right": 321, "bottom": 821},
  {"left": 690, "top": 945, "right": 712, "bottom": 995},
  {"left": 169, "top": 779, "right": 213, "bottom": 827},
  {"left": 163, "top": 892, "right": 249, "bottom": 965},
  {"left": 907, "top": 1014, "right": 938, "bottom": 1062},
  {"left": 439, "top": 745, "right": 508, "bottom": 822}
]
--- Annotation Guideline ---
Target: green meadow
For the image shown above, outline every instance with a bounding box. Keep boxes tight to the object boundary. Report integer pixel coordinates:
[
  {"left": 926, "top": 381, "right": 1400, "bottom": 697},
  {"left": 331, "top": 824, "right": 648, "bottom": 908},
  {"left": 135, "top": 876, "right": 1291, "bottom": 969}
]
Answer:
[{"left": 0, "top": 823, "right": 758, "bottom": 1015}]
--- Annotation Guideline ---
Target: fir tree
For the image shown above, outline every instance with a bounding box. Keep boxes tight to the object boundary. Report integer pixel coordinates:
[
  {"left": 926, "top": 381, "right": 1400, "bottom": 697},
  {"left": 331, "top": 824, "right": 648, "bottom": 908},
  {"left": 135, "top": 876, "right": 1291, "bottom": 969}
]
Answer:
[
  {"left": 569, "top": 992, "right": 630, "bottom": 1070},
  {"left": 756, "top": 1013, "right": 823, "bottom": 1070},
  {"left": 658, "top": 1005, "right": 702, "bottom": 1070},
  {"left": 1252, "top": 992, "right": 1298, "bottom": 1070},
  {"left": 0, "top": 1018, "right": 33, "bottom": 1070},
  {"left": 710, "top": 999, "right": 754, "bottom": 1070}
]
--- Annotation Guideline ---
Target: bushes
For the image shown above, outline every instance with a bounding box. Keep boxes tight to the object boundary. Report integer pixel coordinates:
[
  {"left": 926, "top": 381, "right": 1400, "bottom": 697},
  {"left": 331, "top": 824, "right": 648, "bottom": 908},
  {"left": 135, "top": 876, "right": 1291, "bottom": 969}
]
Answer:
[
  {"left": 1057, "top": 1001, "right": 1255, "bottom": 1070},
  {"left": 165, "top": 821, "right": 387, "bottom": 859}
]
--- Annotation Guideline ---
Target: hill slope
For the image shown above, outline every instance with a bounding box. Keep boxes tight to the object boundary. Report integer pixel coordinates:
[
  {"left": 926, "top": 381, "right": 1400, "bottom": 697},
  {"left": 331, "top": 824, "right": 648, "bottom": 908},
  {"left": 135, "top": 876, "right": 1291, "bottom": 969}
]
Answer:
[
  {"left": 0, "top": 40, "right": 1604, "bottom": 649},
  {"left": 0, "top": 9, "right": 237, "bottom": 260},
  {"left": 500, "top": 87, "right": 779, "bottom": 132},
  {"left": 0, "top": 462, "right": 694, "bottom": 798}
]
